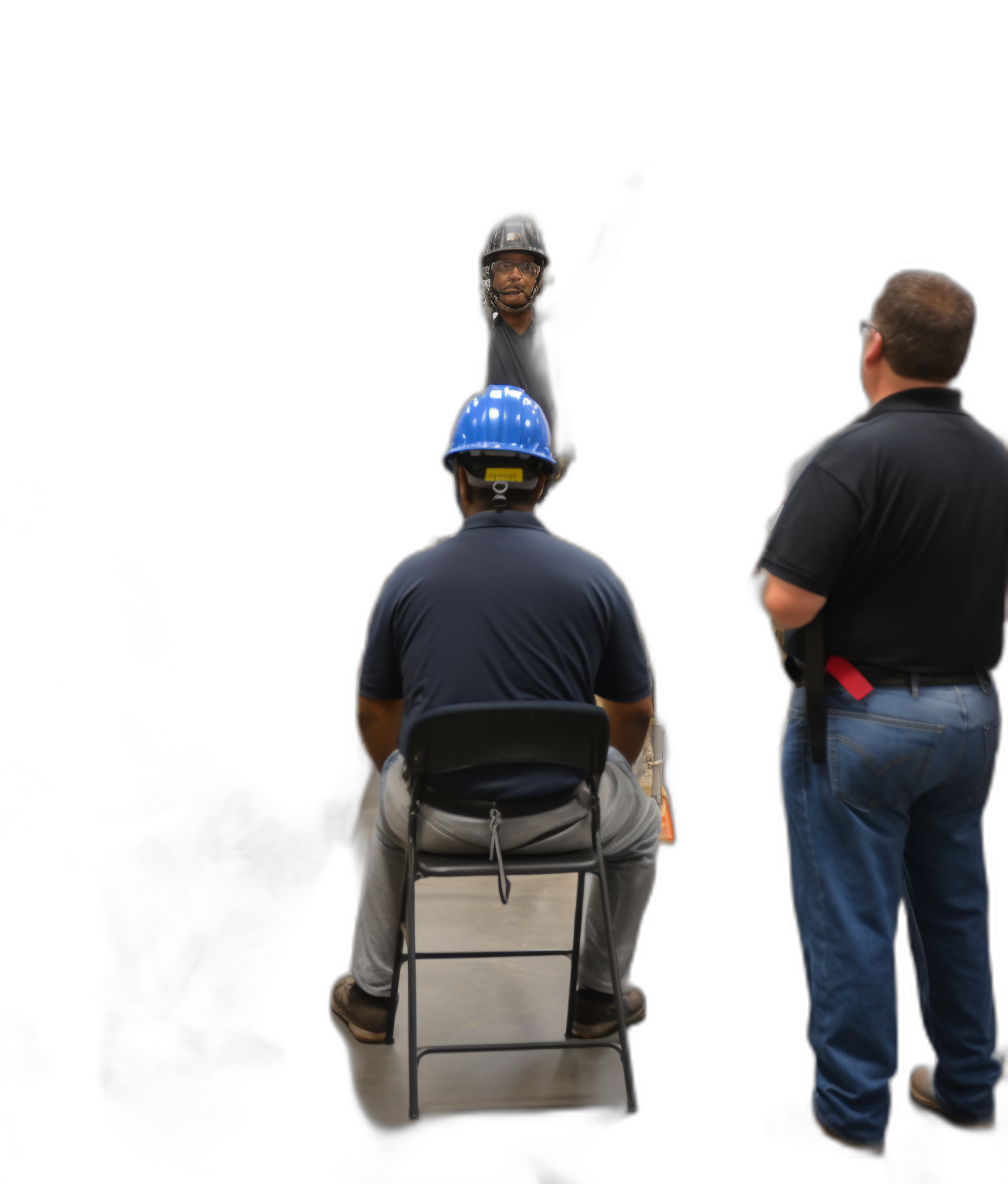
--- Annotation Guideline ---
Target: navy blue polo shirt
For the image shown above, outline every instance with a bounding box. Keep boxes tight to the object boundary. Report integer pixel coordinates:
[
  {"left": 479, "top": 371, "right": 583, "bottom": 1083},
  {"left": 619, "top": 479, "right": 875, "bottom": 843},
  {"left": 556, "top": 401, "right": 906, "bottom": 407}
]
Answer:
[
  {"left": 761, "top": 388, "right": 1008, "bottom": 670},
  {"left": 359, "top": 510, "right": 652, "bottom": 799}
]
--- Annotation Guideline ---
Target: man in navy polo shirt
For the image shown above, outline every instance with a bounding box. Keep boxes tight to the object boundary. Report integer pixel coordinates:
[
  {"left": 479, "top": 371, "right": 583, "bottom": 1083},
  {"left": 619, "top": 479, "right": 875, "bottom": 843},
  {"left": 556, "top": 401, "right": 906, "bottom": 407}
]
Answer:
[
  {"left": 331, "top": 385, "right": 660, "bottom": 1044},
  {"left": 760, "top": 271, "right": 1008, "bottom": 1147}
]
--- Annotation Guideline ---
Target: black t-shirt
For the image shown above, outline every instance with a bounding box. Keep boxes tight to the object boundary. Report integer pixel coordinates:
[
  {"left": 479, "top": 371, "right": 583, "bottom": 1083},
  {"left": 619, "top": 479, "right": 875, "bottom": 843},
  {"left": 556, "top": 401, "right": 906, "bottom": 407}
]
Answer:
[
  {"left": 486, "top": 315, "right": 556, "bottom": 431},
  {"left": 761, "top": 388, "right": 1008, "bottom": 671}
]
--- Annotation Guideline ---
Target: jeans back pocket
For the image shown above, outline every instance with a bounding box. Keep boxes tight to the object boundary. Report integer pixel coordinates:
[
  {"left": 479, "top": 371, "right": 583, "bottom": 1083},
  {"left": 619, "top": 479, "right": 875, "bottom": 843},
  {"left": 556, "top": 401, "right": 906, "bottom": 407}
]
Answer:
[{"left": 827, "top": 710, "right": 944, "bottom": 810}]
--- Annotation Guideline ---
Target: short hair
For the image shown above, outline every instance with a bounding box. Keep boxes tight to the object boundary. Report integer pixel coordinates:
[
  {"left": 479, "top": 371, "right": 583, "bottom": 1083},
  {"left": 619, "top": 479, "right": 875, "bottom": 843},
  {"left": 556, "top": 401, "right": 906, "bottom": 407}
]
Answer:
[{"left": 871, "top": 270, "right": 975, "bottom": 383}]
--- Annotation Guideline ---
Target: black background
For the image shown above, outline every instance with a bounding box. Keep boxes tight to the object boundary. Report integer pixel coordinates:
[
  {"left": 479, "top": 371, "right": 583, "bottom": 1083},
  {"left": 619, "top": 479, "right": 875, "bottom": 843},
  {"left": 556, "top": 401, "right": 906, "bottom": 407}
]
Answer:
[{"left": 9, "top": 143, "right": 1008, "bottom": 1179}]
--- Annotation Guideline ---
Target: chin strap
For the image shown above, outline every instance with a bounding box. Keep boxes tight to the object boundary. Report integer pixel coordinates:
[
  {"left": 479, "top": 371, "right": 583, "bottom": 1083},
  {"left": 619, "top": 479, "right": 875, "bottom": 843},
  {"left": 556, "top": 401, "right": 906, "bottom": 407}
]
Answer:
[{"left": 495, "top": 293, "right": 531, "bottom": 312}]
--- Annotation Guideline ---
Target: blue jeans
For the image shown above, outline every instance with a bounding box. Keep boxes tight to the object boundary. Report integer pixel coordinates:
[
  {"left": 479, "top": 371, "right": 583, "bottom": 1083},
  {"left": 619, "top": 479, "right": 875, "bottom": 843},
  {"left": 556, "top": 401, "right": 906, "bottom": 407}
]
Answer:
[{"left": 782, "top": 680, "right": 1002, "bottom": 1144}]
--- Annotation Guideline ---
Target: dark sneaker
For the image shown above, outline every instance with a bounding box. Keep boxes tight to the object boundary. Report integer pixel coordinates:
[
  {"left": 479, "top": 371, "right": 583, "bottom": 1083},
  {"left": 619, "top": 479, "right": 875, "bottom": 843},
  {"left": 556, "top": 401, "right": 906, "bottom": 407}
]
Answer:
[
  {"left": 909, "top": 1066, "right": 994, "bottom": 1126},
  {"left": 571, "top": 985, "right": 645, "bottom": 1039},
  {"left": 330, "top": 974, "right": 389, "bottom": 1044}
]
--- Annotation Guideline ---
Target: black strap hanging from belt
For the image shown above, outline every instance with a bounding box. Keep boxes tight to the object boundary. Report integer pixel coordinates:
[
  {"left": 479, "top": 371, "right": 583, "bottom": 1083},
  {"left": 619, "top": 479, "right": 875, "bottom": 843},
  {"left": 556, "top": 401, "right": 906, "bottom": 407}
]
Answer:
[
  {"left": 805, "top": 611, "right": 827, "bottom": 765},
  {"left": 488, "top": 806, "right": 511, "bottom": 904}
]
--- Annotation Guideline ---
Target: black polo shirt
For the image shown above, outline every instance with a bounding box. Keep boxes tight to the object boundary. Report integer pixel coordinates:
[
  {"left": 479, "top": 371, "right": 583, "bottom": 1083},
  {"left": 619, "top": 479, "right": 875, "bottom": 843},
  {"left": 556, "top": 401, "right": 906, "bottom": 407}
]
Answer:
[
  {"left": 359, "top": 511, "right": 652, "bottom": 799},
  {"left": 761, "top": 388, "right": 1008, "bottom": 671},
  {"left": 486, "top": 315, "right": 557, "bottom": 431}
]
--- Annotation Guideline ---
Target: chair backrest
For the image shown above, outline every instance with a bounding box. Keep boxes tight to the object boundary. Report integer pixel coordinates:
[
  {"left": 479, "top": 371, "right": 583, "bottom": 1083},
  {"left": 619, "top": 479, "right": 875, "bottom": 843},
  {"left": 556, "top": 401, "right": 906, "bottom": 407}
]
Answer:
[{"left": 403, "top": 701, "right": 610, "bottom": 793}]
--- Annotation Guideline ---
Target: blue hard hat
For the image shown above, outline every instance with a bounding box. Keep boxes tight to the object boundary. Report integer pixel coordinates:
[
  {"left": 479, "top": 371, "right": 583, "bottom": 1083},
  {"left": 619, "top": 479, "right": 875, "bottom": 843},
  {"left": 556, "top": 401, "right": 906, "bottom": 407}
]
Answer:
[{"left": 444, "top": 385, "right": 556, "bottom": 473}]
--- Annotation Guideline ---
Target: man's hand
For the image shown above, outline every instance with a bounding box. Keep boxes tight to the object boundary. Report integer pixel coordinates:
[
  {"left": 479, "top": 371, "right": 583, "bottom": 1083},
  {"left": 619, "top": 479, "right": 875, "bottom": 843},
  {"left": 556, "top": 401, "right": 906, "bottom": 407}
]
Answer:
[
  {"left": 357, "top": 695, "right": 404, "bottom": 771},
  {"left": 762, "top": 572, "right": 826, "bottom": 630}
]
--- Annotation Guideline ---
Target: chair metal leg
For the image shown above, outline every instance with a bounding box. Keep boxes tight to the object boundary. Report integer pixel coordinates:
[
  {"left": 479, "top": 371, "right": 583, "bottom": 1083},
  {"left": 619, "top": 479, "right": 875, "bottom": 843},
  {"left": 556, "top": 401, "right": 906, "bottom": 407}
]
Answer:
[
  {"left": 594, "top": 833, "right": 637, "bottom": 1112},
  {"left": 407, "top": 842, "right": 420, "bottom": 1120},
  {"left": 385, "top": 861, "right": 409, "bottom": 1044},
  {"left": 564, "top": 871, "right": 585, "bottom": 1038}
]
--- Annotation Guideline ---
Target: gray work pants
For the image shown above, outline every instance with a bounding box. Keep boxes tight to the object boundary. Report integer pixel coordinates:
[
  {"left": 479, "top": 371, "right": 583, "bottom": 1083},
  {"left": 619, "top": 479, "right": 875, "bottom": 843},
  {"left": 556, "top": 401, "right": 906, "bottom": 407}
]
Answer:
[{"left": 351, "top": 748, "right": 661, "bottom": 997}]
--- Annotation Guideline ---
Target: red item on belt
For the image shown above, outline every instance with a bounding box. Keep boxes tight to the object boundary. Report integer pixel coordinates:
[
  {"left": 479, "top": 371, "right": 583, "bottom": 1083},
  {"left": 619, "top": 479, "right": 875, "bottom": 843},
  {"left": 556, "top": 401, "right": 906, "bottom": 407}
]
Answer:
[{"left": 825, "top": 655, "right": 874, "bottom": 700}]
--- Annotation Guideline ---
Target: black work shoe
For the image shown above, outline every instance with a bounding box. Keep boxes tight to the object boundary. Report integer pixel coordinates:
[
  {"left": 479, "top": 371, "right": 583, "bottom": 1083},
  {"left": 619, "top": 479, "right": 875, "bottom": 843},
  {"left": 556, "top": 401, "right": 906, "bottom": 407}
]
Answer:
[
  {"left": 571, "top": 985, "right": 645, "bottom": 1039},
  {"left": 330, "top": 974, "right": 389, "bottom": 1044},
  {"left": 909, "top": 1066, "right": 995, "bottom": 1127}
]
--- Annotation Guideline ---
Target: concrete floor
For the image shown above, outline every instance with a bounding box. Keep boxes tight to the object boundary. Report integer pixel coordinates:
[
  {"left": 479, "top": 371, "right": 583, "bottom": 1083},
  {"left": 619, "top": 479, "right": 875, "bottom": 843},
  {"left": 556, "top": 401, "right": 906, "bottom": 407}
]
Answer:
[{"left": 341, "top": 772, "right": 630, "bottom": 1124}]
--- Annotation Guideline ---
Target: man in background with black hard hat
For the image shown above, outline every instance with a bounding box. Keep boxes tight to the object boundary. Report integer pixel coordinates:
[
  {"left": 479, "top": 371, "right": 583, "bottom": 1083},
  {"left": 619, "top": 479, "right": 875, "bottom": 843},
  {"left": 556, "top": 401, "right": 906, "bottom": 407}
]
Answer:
[
  {"left": 759, "top": 270, "right": 1008, "bottom": 1148},
  {"left": 331, "top": 385, "right": 659, "bottom": 1045},
  {"left": 481, "top": 216, "right": 557, "bottom": 435}
]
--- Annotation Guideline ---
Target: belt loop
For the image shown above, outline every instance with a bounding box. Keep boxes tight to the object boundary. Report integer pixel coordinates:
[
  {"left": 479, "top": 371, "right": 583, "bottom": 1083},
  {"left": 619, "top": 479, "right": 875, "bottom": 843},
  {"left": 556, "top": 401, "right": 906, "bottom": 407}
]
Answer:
[
  {"left": 977, "top": 668, "right": 991, "bottom": 695},
  {"left": 911, "top": 672, "right": 919, "bottom": 698}
]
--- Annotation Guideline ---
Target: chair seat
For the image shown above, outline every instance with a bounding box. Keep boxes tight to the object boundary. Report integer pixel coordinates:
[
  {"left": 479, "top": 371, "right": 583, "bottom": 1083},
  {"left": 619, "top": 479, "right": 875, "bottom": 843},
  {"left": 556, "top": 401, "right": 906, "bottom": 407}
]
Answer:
[{"left": 415, "top": 849, "right": 600, "bottom": 878}]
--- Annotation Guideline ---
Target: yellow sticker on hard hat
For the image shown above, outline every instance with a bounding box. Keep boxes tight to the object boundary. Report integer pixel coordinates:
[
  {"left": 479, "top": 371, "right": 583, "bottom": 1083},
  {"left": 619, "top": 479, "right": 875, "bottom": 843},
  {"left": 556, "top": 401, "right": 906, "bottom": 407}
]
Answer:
[{"left": 485, "top": 468, "right": 524, "bottom": 481}]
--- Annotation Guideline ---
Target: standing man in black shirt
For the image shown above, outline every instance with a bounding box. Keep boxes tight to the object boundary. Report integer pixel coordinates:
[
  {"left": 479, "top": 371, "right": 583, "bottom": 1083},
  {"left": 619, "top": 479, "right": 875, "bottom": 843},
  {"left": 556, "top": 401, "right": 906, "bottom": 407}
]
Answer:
[
  {"left": 759, "top": 271, "right": 1008, "bottom": 1148},
  {"left": 480, "top": 217, "right": 575, "bottom": 499}
]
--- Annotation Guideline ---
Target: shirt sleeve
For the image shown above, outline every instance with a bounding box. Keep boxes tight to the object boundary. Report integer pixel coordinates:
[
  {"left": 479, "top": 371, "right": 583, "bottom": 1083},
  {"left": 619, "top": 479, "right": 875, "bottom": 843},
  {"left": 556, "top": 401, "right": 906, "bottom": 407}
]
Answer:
[
  {"left": 358, "top": 574, "right": 404, "bottom": 700},
  {"left": 593, "top": 577, "right": 653, "bottom": 702},
  {"left": 760, "top": 461, "right": 862, "bottom": 596}
]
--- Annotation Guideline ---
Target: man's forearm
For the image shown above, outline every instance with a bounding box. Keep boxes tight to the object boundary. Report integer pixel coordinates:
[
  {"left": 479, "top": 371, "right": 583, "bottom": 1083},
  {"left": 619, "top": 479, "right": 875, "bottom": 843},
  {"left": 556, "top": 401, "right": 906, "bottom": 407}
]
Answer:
[
  {"left": 357, "top": 710, "right": 400, "bottom": 767},
  {"left": 606, "top": 710, "right": 653, "bottom": 767}
]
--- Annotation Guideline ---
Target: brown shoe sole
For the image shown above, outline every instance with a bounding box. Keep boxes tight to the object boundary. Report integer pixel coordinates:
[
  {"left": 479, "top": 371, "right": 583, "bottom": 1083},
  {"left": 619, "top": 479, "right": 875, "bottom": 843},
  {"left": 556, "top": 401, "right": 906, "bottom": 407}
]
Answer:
[{"left": 910, "top": 1077, "right": 994, "bottom": 1126}]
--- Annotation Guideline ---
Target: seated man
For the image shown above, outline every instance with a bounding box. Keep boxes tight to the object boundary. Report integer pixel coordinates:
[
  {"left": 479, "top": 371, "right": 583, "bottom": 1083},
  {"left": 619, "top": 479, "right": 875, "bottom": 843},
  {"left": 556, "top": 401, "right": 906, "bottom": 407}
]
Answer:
[{"left": 331, "top": 385, "right": 661, "bottom": 1043}]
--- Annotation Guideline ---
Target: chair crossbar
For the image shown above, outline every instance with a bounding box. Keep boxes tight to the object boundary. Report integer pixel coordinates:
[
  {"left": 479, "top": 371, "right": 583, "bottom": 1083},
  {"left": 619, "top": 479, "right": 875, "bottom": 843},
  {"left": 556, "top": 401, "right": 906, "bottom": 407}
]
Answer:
[
  {"left": 416, "top": 852, "right": 599, "bottom": 877},
  {"left": 415, "top": 948, "right": 572, "bottom": 960},
  {"left": 416, "top": 1039, "right": 625, "bottom": 1062}
]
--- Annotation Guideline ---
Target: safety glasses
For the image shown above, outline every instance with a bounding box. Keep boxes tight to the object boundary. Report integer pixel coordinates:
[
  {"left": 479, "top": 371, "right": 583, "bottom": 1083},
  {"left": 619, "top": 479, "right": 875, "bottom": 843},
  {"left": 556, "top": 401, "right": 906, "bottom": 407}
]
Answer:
[{"left": 490, "top": 259, "right": 540, "bottom": 278}]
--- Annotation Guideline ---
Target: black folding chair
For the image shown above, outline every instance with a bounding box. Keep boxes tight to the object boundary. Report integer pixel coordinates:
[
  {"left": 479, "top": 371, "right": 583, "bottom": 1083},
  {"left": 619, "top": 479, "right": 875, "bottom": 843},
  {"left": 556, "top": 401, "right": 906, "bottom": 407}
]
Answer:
[{"left": 384, "top": 701, "right": 637, "bottom": 1119}]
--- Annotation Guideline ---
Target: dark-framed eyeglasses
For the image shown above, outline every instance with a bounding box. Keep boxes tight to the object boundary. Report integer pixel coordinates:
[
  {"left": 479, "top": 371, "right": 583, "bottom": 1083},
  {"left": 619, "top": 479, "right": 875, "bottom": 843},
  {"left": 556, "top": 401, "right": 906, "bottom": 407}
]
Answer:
[
  {"left": 491, "top": 258, "right": 540, "bottom": 278},
  {"left": 859, "top": 320, "right": 884, "bottom": 345}
]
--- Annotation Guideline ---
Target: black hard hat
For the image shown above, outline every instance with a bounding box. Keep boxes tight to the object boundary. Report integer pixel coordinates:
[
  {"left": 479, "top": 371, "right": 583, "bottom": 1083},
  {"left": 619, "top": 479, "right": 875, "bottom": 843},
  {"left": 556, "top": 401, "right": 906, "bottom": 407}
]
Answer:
[{"left": 481, "top": 217, "right": 549, "bottom": 268}]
